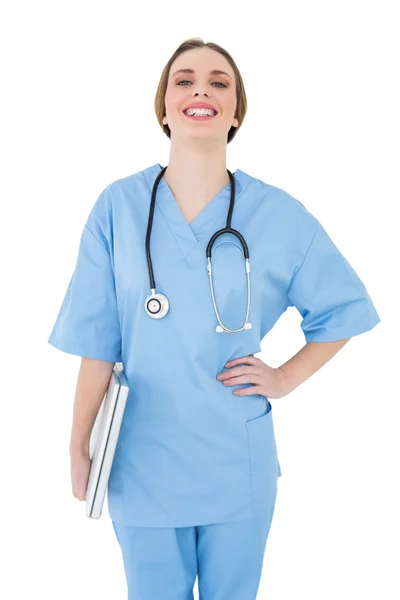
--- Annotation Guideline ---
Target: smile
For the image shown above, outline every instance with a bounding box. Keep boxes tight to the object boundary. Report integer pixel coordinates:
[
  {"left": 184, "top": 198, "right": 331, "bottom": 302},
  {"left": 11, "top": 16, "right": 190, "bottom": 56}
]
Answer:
[{"left": 183, "top": 111, "right": 217, "bottom": 120}]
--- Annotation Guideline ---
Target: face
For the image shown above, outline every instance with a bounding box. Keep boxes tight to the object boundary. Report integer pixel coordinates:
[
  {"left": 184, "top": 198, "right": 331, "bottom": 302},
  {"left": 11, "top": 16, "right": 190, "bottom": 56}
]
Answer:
[{"left": 162, "top": 47, "right": 238, "bottom": 142}]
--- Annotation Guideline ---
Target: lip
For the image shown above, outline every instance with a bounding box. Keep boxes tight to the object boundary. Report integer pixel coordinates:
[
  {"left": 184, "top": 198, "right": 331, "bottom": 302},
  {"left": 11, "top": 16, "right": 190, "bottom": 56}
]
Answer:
[{"left": 182, "top": 102, "right": 218, "bottom": 114}]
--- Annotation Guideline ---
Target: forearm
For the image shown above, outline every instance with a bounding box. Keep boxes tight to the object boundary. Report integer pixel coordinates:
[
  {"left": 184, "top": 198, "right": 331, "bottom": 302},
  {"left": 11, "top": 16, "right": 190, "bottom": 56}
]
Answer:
[
  {"left": 70, "top": 358, "right": 115, "bottom": 457},
  {"left": 278, "top": 339, "right": 351, "bottom": 395}
]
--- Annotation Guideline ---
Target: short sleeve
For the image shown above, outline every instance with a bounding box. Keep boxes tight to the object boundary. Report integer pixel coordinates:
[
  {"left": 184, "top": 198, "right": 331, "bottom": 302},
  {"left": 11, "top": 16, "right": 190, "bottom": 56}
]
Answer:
[
  {"left": 287, "top": 219, "right": 381, "bottom": 343},
  {"left": 48, "top": 222, "right": 122, "bottom": 362}
]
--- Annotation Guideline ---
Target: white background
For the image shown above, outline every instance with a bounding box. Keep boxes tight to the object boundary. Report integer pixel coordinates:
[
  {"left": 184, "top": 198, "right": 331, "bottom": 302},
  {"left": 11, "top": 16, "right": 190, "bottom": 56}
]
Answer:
[{"left": 1, "top": 0, "right": 398, "bottom": 598}]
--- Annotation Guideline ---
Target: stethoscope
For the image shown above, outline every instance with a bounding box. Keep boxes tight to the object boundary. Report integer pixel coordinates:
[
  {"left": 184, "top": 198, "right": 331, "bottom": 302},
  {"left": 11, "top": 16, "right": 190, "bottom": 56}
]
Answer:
[{"left": 144, "top": 165, "right": 252, "bottom": 333}]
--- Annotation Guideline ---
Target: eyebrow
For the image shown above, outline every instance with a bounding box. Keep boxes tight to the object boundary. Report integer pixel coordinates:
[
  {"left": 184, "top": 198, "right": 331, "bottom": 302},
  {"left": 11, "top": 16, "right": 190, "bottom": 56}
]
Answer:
[{"left": 171, "top": 68, "right": 232, "bottom": 80}]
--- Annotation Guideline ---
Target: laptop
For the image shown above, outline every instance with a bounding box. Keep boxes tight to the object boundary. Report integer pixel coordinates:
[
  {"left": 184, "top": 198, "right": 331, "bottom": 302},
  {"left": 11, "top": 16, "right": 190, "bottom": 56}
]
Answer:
[{"left": 86, "top": 362, "right": 129, "bottom": 519}]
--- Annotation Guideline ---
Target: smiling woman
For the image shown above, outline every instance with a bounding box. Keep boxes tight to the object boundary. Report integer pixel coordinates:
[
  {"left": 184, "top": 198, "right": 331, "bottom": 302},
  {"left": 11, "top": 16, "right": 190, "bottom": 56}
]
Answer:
[{"left": 48, "top": 35, "right": 381, "bottom": 600}]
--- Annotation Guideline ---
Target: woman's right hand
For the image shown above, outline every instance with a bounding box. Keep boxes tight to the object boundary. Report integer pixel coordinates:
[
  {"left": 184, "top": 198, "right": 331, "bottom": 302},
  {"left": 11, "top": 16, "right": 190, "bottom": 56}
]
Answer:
[{"left": 70, "top": 449, "right": 92, "bottom": 501}]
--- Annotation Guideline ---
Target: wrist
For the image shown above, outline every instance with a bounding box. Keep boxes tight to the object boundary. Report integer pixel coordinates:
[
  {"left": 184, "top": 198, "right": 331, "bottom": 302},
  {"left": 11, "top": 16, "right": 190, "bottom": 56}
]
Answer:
[
  {"left": 70, "top": 438, "right": 90, "bottom": 458},
  {"left": 275, "top": 366, "right": 297, "bottom": 396}
]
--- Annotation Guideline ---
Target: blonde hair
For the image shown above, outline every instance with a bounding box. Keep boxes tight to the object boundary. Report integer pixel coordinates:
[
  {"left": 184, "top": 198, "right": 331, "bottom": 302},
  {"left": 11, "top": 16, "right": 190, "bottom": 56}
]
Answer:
[{"left": 154, "top": 37, "right": 247, "bottom": 144}]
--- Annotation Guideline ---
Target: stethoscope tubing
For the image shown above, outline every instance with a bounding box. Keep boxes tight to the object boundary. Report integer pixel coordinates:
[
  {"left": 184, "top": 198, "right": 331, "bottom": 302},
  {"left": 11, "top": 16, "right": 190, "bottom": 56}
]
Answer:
[{"left": 145, "top": 165, "right": 252, "bottom": 333}]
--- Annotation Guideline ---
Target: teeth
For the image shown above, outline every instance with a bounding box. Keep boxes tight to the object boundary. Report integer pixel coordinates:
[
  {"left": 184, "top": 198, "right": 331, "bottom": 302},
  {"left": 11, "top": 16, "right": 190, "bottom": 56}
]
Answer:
[{"left": 185, "top": 108, "right": 215, "bottom": 116}]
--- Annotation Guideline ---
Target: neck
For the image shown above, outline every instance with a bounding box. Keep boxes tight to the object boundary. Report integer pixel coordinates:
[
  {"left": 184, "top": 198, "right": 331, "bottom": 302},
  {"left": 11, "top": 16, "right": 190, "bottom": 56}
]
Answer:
[{"left": 163, "top": 141, "right": 230, "bottom": 202}]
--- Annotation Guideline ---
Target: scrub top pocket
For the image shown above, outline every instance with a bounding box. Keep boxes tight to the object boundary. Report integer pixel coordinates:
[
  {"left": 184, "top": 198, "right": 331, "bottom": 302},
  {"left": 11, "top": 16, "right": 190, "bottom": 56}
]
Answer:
[{"left": 246, "top": 401, "right": 280, "bottom": 514}]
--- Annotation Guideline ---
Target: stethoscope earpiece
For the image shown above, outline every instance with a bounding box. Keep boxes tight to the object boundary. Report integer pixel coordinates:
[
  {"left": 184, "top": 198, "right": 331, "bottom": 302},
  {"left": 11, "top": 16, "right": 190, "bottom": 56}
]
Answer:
[
  {"left": 216, "top": 322, "right": 252, "bottom": 332},
  {"left": 145, "top": 165, "right": 252, "bottom": 333}
]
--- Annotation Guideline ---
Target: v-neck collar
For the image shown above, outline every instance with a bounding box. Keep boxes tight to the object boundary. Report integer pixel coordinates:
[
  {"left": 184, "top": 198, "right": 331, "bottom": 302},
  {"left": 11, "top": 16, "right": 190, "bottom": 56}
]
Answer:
[{"left": 142, "top": 163, "right": 251, "bottom": 260}]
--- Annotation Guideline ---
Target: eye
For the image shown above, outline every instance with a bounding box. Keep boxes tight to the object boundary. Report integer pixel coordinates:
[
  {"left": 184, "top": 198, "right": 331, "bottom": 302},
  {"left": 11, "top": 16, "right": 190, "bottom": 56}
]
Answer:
[{"left": 176, "top": 80, "right": 227, "bottom": 88}]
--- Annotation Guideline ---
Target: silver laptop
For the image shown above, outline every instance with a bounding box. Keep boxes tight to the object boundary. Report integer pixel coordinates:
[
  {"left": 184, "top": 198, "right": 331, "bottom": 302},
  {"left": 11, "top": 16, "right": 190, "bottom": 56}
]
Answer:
[{"left": 86, "top": 362, "right": 129, "bottom": 519}]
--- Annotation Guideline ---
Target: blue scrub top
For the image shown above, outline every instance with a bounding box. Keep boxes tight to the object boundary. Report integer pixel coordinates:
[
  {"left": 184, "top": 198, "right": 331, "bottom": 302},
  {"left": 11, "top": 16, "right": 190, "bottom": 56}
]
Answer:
[{"left": 48, "top": 163, "right": 381, "bottom": 527}]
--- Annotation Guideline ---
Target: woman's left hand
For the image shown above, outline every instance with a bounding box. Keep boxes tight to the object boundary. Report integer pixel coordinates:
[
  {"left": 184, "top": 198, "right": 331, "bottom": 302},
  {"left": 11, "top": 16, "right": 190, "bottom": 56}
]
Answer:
[{"left": 216, "top": 355, "right": 289, "bottom": 400}]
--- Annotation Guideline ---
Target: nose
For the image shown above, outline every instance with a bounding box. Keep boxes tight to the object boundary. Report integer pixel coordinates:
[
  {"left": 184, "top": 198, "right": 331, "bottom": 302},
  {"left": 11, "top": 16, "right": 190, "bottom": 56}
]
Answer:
[{"left": 193, "top": 91, "right": 210, "bottom": 98}]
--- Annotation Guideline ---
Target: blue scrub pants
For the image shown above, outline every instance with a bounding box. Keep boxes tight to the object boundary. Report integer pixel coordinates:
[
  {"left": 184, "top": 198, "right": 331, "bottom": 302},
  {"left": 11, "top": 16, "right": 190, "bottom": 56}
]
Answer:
[{"left": 111, "top": 498, "right": 277, "bottom": 600}]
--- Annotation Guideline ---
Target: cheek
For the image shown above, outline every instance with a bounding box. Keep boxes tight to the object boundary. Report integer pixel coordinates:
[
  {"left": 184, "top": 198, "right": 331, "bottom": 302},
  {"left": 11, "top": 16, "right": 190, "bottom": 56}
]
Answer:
[
  {"left": 164, "top": 86, "right": 184, "bottom": 111},
  {"left": 217, "top": 93, "right": 236, "bottom": 117}
]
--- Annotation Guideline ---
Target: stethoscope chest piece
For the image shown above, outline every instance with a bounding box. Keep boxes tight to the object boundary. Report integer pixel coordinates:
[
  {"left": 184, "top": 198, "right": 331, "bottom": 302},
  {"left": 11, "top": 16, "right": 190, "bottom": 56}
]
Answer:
[{"left": 145, "top": 290, "right": 169, "bottom": 319}]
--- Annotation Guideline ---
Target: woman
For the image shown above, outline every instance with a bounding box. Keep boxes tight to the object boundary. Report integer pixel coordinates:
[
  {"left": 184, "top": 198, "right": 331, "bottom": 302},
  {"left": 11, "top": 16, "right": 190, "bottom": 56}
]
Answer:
[{"left": 48, "top": 38, "right": 381, "bottom": 599}]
